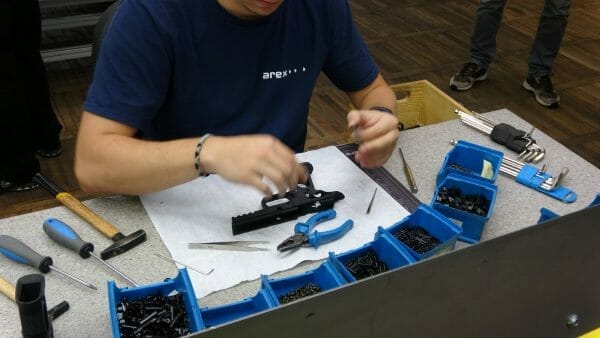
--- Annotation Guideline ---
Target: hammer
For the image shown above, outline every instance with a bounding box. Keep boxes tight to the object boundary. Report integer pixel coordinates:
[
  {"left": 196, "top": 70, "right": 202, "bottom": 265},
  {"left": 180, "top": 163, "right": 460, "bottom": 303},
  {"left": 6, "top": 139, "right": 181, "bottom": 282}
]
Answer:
[{"left": 33, "top": 173, "right": 146, "bottom": 260}]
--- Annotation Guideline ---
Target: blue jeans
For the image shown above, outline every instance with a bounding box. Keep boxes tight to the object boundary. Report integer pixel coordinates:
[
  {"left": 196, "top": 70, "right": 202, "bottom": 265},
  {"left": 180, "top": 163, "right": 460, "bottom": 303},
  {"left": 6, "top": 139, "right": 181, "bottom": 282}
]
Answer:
[{"left": 470, "top": 0, "right": 571, "bottom": 77}]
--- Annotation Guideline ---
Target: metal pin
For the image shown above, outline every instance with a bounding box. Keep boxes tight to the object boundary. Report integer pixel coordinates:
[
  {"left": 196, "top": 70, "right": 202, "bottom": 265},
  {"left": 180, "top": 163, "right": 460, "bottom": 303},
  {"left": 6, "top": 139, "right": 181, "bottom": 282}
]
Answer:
[
  {"left": 366, "top": 188, "right": 378, "bottom": 214},
  {"left": 154, "top": 253, "right": 213, "bottom": 276},
  {"left": 89, "top": 251, "right": 139, "bottom": 287},
  {"left": 49, "top": 265, "right": 97, "bottom": 290}
]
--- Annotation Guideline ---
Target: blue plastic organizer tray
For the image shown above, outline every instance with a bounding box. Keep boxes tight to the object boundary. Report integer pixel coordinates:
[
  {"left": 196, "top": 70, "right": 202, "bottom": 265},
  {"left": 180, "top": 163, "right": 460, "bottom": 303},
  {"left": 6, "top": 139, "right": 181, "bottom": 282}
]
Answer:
[
  {"left": 436, "top": 140, "right": 503, "bottom": 185},
  {"left": 431, "top": 173, "right": 498, "bottom": 244},
  {"left": 329, "top": 232, "right": 416, "bottom": 282},
  {"left": 107, "top": 268, "right": 204, "bottom": 337},
  {"left": 261, "top": 260, "right": 346, "bottom": 305},
  {"left": 199, "top": 288, "right": 276, "bottom": 328},
  {"left": 380, "top": 204, "right": 462, "bottom": 260}
]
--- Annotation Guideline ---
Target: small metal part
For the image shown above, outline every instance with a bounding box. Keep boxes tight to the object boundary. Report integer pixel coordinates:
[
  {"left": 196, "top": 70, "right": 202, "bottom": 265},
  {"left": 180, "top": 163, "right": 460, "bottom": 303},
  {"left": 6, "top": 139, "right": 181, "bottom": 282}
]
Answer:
[
  {"left": 343, "top": 250, "right": 388, "bottom": 280},
  {"left": 153, "top": 253, "right": 213, "bottom": 276},
  {"left": 47, "top": 300, "right": 70, "bottom": 321},
  {"left": 550, "top": 167, "right": 569, "bottom": 189},
  {"left": 279, "top": 283, "right": 321, "bottom": 304},
  {"left": 566, "top": 313, "right": 579, "bottom": 328},
  {"left": 118, "top": 292, "right": 191, "bottom": 336},
  {"left": 366, "top": 188, "right": 378, "bottom": 214}
]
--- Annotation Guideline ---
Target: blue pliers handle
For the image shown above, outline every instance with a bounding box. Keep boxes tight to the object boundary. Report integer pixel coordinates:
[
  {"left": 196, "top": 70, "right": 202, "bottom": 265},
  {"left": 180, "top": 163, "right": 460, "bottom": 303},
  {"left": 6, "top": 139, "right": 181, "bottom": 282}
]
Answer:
[{"left": 277, "top": 209, "right": 353, "bottom": 252}]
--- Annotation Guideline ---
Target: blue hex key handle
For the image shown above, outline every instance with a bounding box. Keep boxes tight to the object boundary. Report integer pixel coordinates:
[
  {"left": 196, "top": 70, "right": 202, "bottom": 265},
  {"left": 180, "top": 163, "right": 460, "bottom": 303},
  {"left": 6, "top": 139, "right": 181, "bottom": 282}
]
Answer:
[
  {"left": 277, "top": 209, "right": 353, "bottom": 252},
  {"left": 43, "top": 218, "right": 139, "bottom": 286},
  {"left": 0, "top": 235, "right": 97, "bottom": 290}
]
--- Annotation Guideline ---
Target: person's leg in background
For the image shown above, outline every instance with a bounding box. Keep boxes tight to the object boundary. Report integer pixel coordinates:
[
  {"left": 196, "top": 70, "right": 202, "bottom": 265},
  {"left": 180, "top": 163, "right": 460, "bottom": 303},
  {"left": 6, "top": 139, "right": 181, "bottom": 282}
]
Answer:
[
  {"left": 0, "top": 0, "right": 62, "bottom": 192},
  {"left": 523, "top": 0, "right": 571, "bottom": 108},
  {"left": 24, "top": 0, "right": 63, "bottom": 156},
  {"left": 450, "top": 0, "right": 508, "bottom": 91}
]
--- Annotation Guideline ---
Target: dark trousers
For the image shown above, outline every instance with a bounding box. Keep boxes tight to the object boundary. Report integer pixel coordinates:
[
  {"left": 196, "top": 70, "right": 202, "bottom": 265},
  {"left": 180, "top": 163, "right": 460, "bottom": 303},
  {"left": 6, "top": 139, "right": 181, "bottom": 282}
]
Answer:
[
  {"left": 0, "top": 0, "right": 62, "bottom": 182},
  {"left": 470, "top": 0, "right": 571, "bottom": 77}
]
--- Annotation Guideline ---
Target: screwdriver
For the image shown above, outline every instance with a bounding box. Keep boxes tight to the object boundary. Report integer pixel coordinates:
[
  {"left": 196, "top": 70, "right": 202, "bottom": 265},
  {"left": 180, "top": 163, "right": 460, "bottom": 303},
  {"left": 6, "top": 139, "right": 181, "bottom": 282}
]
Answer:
[
  {"left": 0, "top": 235, "right": 97, "bottom": 290},
  {"left": 398, "top": 146, "right": 418, "bottom": 193},
  {"left": 43, "top": 218, "right": 139, "bottom": 287}
]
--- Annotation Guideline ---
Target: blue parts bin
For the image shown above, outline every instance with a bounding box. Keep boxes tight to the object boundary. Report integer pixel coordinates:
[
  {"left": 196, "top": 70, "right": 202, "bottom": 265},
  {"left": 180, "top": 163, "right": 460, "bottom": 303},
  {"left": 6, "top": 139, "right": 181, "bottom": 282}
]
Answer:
[
  {"left": 107, "top": 268, "right": 203, "bottom": 337},
  {"left": 329, "top": 232, "right": 416, "bottom": 282},
  {"left": 432, "top": 173, "right": 497, "bottom": 244},
  {"left": 379, "top": 204, "right": 462, "bottom": 260},
  {"left": 200, "top": 289, "right": 276, "bottom": 328},
  {"left": 537, "top": 207, "right": 560, "bottom": 223},
  {"left": 261, "top": 260, "right": 346, "bottom": 305},
  {"left": 437, "top": 139, "right": 503, "bottom": 185},
  {"left": 434, "top": 140, "right": 502, "bottom": 244},
  {"left": 537, "top": 193, "right": 600, "bottom": 223}
]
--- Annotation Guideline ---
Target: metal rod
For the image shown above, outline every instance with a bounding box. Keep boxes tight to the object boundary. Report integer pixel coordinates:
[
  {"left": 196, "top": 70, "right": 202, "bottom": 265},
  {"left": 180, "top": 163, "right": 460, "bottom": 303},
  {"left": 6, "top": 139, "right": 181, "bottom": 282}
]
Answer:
[
  {"left": 49, "top": 265, "right": 97, "bottom": 290},
  {"left": 366, "top": 188, "right": 378, "bottom": 214},
  {"left": 153, "top": 254, "right": 213, "bottom": 276},
  {"left": 89, "top": 252, "right": 138, "bottom": 287},
  {"left": 398, "top": 147, "right": 418, "bottom": 193}
]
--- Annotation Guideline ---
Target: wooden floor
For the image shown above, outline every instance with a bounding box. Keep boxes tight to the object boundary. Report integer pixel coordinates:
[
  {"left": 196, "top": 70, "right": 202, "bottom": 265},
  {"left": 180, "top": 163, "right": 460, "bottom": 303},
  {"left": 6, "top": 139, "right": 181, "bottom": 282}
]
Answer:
[{"left": 1, "top": 0, "right": 599, "bottom": 218}]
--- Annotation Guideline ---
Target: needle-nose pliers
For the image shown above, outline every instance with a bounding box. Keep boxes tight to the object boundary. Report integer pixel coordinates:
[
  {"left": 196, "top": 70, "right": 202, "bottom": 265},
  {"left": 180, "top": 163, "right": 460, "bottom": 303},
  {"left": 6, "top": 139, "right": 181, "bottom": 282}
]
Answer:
[{"left": 277, "top": 209, "right": 353, "bottom": 252}]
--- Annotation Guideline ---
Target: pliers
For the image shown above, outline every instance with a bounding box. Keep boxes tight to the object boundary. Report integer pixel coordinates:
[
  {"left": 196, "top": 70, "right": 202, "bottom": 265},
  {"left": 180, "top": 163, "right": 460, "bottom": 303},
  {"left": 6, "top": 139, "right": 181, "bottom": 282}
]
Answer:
[{"left": 276, "top": 209, "right": 353, "bottom": 252}]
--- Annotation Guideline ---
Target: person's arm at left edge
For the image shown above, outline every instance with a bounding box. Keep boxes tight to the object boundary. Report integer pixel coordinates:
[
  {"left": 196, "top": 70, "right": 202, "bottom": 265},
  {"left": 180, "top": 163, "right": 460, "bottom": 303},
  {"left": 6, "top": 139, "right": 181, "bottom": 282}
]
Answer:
[{"left": 346, "top": 73, "right": 399, "bottom": 169}]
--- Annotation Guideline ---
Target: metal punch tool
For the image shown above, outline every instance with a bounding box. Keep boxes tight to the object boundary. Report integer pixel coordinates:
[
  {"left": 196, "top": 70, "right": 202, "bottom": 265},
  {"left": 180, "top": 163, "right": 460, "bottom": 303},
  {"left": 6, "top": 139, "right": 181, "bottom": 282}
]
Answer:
[{"left": 188, "top": 241, "right": 269, "bottom": 252}]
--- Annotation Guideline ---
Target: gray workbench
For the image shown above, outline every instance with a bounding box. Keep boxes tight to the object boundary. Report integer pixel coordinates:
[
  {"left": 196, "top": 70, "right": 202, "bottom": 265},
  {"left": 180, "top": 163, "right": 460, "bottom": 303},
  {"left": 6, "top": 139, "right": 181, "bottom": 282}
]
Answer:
[{"left": 1, "top": 109, "right": 598, "bottom": 337}]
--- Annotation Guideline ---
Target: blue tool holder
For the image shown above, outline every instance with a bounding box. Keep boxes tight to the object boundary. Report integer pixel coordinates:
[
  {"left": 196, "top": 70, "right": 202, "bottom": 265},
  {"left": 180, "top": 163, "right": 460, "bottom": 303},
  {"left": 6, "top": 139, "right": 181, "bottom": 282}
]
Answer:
[
  {"left": 379, "top": 204, "right": 462, "bottom": 260},
  {"left": 516, "top": 164, "right": 577, "bottom": 203}
]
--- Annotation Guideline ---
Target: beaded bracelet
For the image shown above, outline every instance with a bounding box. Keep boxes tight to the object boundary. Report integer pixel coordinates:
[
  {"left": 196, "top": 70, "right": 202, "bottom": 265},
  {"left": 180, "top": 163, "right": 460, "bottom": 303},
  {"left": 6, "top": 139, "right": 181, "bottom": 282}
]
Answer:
[{"left": 194, "top": 133, "right": 212, "bottom": 177}]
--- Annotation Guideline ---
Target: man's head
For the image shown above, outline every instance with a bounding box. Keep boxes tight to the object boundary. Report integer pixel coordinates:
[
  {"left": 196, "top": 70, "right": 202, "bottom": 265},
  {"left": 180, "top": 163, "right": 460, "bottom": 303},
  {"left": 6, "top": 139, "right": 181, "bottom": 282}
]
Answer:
[{"left": 218, "top": 0, "right": 284, "bottom": 20}]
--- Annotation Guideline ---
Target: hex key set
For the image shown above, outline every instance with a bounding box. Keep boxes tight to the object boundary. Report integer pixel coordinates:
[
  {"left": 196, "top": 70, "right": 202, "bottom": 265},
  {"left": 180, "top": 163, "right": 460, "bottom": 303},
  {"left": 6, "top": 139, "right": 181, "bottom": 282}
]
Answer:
[{"left": 455, "top": 109, "right": 546, "bottom": 163}]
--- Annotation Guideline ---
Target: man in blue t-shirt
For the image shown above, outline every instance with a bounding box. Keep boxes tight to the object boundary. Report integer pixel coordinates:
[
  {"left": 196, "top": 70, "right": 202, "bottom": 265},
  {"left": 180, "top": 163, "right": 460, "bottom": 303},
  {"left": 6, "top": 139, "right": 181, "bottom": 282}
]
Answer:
[{"left": 76, "top": 0, "right": 400, "bottom": 196}]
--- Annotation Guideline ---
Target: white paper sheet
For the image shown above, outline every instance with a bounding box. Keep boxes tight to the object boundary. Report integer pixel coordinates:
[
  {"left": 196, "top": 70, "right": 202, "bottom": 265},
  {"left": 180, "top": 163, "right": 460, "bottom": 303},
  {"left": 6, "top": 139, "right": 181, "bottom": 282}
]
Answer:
[{"left": 140, "top": 146, "right": 410, "bottom": 298}]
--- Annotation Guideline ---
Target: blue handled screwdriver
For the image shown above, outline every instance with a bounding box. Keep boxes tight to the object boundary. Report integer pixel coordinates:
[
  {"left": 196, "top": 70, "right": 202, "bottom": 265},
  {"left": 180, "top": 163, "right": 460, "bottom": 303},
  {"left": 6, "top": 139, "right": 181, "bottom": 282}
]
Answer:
[
  {"left": 0, "top": 235, "right": 97, "bottom": 290},
  {"left": 43, "top": 218, "right": 138, "bottom": 287}
]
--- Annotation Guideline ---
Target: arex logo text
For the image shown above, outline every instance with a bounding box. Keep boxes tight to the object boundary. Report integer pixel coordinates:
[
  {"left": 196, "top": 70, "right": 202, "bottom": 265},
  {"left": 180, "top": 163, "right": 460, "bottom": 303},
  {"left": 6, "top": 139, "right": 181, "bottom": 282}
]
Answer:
[{"left": 262, "top": 66, "right": 307, "bottom": 80}]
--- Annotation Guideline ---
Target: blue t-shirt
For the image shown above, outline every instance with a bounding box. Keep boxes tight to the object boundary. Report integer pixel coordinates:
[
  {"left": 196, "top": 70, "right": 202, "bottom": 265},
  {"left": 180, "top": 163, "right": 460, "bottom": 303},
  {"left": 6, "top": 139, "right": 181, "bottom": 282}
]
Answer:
[{"left": 84, "top": 0, "right": 379, "bottom": 152}]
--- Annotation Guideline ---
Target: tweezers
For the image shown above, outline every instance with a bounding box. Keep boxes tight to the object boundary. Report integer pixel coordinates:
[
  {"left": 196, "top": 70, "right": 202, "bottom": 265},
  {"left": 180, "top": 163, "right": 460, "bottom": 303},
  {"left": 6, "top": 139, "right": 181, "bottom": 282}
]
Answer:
[{"left": 187, "top": 241, "right": 269, "bottom": 252}]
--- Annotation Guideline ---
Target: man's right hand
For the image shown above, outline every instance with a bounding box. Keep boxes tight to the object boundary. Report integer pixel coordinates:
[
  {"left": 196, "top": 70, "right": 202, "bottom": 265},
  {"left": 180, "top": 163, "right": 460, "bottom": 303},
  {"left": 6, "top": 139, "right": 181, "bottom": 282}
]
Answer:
[
  {"left": 200, "top": 135, "right": 309, "bottom": 197},
  {"left": 75, "top": 112, "right": 307, "bottom": 196}
]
